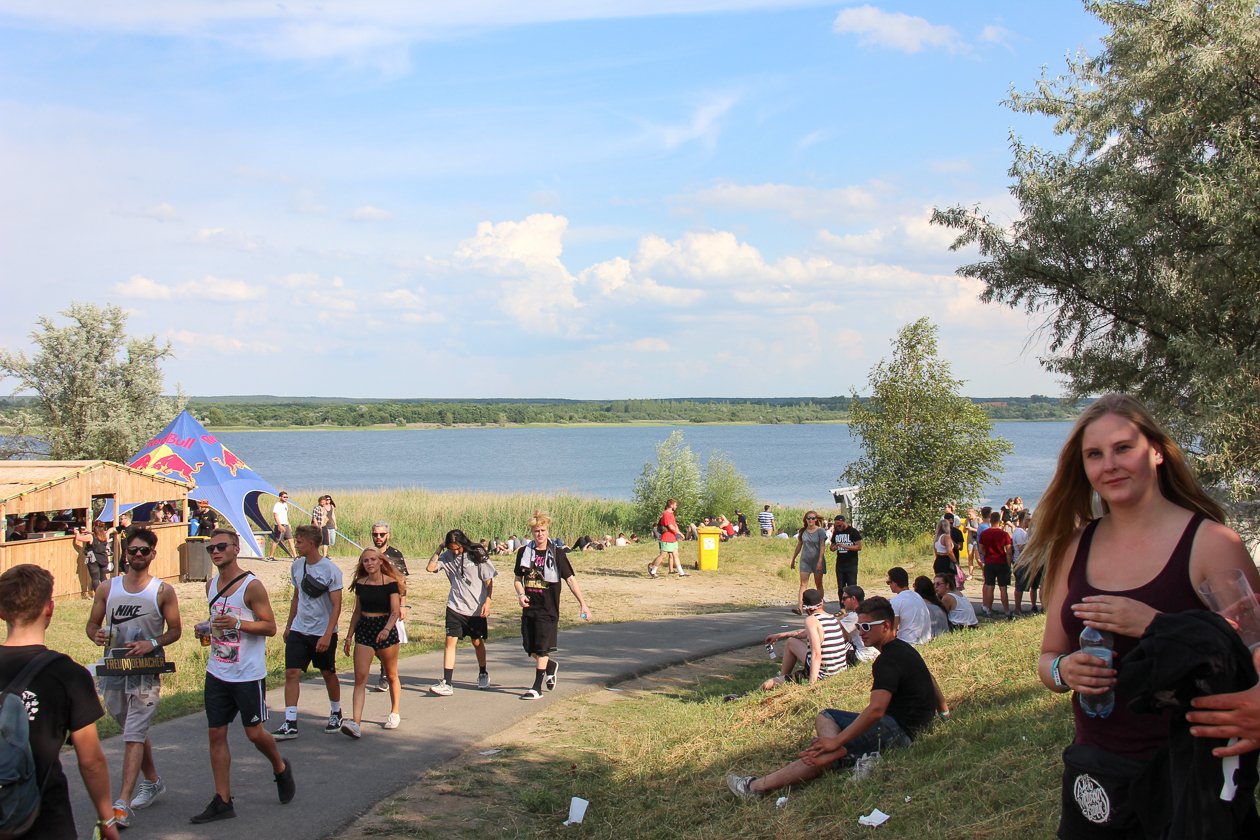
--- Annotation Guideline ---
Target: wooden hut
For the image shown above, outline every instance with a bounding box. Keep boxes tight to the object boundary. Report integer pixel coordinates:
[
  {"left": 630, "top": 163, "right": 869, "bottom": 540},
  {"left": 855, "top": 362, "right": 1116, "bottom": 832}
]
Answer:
[{"left": 0, "top": 461, "right": 188, "bottom": 599}]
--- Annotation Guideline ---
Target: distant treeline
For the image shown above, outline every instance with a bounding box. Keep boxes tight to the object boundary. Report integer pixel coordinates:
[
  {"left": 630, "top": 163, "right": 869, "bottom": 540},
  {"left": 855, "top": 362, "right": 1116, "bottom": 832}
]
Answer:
[{"left": 115, "top": 395, "right": 1086, "bottom": 428}]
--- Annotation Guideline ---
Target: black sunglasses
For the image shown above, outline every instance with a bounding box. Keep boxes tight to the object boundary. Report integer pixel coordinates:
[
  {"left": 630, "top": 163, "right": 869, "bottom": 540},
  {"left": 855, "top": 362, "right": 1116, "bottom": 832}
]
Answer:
[
  {"left": 206, "top": 542, "right": 233, "bottom": 553},
  {"left": 372, "top": 532, "right": 389, "bottom": 538},
  {"left": 125, "top": 546, "right": 153, "bottom": 557}
]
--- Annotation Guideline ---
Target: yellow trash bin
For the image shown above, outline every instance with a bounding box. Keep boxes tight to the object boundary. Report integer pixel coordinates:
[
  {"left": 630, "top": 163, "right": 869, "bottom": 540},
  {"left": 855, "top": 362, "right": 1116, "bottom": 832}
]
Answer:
[{"left": 697, "top": 526, "right": 722, "bottom": 571}]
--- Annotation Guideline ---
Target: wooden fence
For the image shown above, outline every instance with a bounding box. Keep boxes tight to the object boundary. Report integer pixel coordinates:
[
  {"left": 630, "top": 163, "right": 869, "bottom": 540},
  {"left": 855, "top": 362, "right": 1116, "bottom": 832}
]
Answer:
[{"left": 0, "top": 522, "right": 185, "bottom": 600}]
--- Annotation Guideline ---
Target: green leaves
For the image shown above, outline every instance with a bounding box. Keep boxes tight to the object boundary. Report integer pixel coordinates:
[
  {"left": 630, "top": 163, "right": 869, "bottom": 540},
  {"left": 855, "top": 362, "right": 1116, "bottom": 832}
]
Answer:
[{"left": 842, "top": 318, "right": 1010, "bottom": 542}]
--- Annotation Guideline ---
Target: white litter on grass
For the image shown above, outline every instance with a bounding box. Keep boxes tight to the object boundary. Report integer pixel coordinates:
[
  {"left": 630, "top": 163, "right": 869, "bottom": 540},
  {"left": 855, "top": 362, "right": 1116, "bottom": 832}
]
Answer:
[
  {"left": 775, "top": 796, "right": 789, "bottom": 809},
  {"left": 904, "top": 796, "right": 911, "bottom": 803},
  {"left": 478, "top": 748, "right": 503, "bottom": 756},
  {"left": 563, "top": 796, "right": 589, "bottom": 826},
  {"left": 606, "top": 687, "right": 624, "bottom": 692},
  {"left": 859, "top": 808, "right": 890, "bottom": 827}
]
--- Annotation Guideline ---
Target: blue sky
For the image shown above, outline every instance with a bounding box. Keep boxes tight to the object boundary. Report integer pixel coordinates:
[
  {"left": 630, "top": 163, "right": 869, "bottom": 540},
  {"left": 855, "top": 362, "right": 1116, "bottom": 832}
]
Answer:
[{"left": 0, "top": 2, "right": 1106, "bottom": 399}]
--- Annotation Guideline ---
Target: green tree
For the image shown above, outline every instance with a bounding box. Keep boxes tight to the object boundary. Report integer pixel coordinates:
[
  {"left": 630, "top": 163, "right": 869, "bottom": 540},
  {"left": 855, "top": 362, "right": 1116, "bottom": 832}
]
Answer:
[
  {"left": 842, "top": 318, "right": 1011, "bottom": 542},
  {"left": 0, "top": 302, "right": 183, "bottom": 460},
  {"left": 932, "top": 0, "right": 1260, "bottom": 503},
  {"left": 699, "top": 452, "right": 757, "bottom": 520},
  {"left": 632, "top": 430, "right": 702, "bottom": 531}
]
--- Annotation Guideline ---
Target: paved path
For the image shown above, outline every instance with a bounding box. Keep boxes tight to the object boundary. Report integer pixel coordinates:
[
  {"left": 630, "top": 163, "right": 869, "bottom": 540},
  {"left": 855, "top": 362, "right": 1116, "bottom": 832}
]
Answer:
[{"left": 73, "top": 607, "right": 793, "bottom": 838}]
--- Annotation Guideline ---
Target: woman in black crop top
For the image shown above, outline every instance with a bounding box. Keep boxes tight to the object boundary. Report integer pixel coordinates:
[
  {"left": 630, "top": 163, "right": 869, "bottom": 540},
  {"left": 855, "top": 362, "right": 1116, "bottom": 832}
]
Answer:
[
  {"left": 340, "top": 549, "right": 404, "bottom": 738},
  {"left": 1022, "top": 393, "right": 1260, "bottom": 838}
]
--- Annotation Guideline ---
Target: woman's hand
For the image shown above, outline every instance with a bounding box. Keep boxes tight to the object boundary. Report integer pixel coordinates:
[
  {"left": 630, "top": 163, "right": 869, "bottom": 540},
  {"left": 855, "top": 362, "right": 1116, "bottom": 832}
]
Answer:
[
  {"left": 1059, "top": 649, "right": 1116, "bottom": 696},
  {"left": 342, "top": 636, "right": 351, "bottom": 655},
  {"left": 1071, "top": 595, "right": 1158, "bottom": 638},
  {"left": 376, "top": 627, "right": 390, "bottom": 643}
]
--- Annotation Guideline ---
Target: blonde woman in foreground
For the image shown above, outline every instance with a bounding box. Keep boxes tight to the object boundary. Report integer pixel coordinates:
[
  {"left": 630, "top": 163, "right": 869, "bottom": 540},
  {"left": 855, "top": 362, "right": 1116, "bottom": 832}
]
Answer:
[{"left": 1028, "top": 393, "right": 1260, "bottom": 838}]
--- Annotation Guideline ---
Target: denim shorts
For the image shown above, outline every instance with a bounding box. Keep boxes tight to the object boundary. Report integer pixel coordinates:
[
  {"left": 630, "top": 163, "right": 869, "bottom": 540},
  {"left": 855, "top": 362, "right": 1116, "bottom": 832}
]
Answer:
[{"left": 821, "top": 708, "right": 912, "bottom": 762}]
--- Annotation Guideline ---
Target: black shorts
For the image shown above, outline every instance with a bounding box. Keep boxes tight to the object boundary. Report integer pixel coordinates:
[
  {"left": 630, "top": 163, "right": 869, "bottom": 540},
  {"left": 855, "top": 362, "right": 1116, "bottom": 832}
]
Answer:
[
  {"left": 354, "top": 614, "right": 399, "bottom": 649},
  {"left": 204, "top": 673, "right": 269, "bottom": 729},
  {"left": 284, "top": 630, "right": 338, "bottom": 672},
  {"left": 446, "top": 607, "right": 489, "bottom": 641},
  {"left": 521, "top": 613, "right": 558, "bottom": 656},
  {"left": 933, "top": 554, "right": 955, "bottom": 576},
  {"left": 983, "top": 563, "right": 1012, "bottom": 587},
  {"left": 1015, "top": 564, "right": 1044, "bottom": 592}
]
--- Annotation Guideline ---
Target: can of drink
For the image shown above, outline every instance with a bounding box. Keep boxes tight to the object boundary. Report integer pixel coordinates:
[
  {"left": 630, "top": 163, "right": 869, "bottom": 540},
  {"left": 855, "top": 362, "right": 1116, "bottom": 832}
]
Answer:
[{"left": 766, "top": 643, "right": 777, "bottom": 660}]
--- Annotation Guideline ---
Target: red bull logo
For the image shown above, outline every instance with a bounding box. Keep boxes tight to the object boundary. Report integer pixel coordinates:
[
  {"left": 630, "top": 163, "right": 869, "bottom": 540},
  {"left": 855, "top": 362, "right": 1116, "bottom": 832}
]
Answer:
[
  {"left": 145, "top": 432, "right": 196, "bottom": 450},
  {"left": 212, "top": 445, "right": 248, "bottom": 477},
  {"left": 129, "top": 444, "right": 203, "bottom": 486}
]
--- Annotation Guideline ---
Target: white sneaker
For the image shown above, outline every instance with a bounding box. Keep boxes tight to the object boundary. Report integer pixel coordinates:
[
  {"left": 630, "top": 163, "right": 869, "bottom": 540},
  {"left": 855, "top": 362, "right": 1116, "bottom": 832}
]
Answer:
[
  {"left": 383, "top": 713, "right": 401, "bottom": 730},
  {"left": 429, "top": 680, "right": 454, "bottom": 696},
  {"left": 341, "top": 719, "right": 362, "bottom": 739},
  {"left": 130, "top": 776, "right": 166, "bottom": 809},
  {"left": 477, "top": 672, "right": 490, "bottom": 690}
]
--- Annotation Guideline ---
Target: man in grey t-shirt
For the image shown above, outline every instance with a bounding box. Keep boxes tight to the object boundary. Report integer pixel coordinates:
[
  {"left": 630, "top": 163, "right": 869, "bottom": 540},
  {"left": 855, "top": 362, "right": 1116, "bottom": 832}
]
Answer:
[
  {"left": 273, "top": 525, "right": 343, "bottom": 740},
  {"left": 425, "top": 529, "right": 497, "bottom": 695}
]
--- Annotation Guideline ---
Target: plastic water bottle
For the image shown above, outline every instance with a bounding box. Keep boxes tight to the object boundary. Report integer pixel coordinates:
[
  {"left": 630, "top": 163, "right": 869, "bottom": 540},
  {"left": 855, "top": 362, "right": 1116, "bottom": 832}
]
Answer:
[{"left": 1078, "top": 626, "right": 1115, "bottom": 718}]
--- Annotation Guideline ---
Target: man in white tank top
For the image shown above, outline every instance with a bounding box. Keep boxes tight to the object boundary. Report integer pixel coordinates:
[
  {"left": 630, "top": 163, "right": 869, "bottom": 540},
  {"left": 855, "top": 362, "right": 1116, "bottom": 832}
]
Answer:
[
  {"left": 85, "top": 526, "right": 182, "bottom": 829},
  {"left": 190, "top": 528, "right": 295, "bottom": 824}
]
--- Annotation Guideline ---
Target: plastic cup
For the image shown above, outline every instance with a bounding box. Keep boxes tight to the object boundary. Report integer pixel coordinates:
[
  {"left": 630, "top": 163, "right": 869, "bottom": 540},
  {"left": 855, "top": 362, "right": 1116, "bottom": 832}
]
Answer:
[
  {"left": 564, "top": 796, "right": 589, "bottom": 825},
  {"left": 1197, "top": 568, "right": 1260, "bottom": 651}
]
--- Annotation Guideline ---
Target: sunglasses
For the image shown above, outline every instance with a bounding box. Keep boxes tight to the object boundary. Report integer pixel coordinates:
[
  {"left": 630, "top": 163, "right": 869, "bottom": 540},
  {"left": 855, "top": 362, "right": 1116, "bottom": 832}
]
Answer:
[
  {"left": 372, "top": 532, "right": 389, "bottom": 538},
  {"left": 206, "top": 542, "right": 233, "bottom": 553},
  {"left": 125, "top": 546, "right": 153, "bottom": 557},
  {"left": 856, "top": 620, "right": 886, "bottom": 632}
]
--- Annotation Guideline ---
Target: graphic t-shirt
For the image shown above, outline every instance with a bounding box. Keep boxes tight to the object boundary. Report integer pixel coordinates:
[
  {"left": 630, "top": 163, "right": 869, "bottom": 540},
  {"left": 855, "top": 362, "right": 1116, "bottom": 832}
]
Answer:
[
  {"left": 383, "top": 545, "right": 408, "bottom": 576},
  {"left": 870, "top": 638, "right": 937, "bottom": 738},
  {"left": 436, "top": 547, "right": 497, "bottom": 615},
  {"left": 514, "top": 540, "right": 575, "bottom": 620},
  {"left": 979, "top": 527, "right": 1013, "bottom": 566},
  {"left": 659, "top": 510, "right": 679, "bottom": 542},
  {"left": 0, "top": 646, "right": 103, "bottom": 839},
  {"left": 289, "top": 558, "right": 343, "bottom": 635},
  {"left": 831, "top": 526, "right": 862, "bottom": 562}
]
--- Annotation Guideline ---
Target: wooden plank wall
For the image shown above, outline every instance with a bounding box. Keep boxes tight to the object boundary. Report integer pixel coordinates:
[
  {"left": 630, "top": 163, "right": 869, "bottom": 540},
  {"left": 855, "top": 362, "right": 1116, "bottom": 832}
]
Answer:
[{"left": 0, "top": 522, "right": 185, "bottom": 600}]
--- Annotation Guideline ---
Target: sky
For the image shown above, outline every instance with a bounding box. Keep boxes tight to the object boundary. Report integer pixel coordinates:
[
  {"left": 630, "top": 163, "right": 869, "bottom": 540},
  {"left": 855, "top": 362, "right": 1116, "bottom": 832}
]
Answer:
[{"left": 0, "top": 2, "right": 1107, "bottom": 400}]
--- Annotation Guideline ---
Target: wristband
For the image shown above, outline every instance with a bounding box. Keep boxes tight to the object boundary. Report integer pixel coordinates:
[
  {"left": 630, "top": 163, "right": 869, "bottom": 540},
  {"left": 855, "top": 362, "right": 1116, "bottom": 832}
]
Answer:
[
  {"left": 1050, "top": 654, "right": 1067, "bottom": 690},
  {"left": 147, "top": 638, "right": 160, "bottom": 650},
  {"left": 97, "top": 816, "right": 118, "bottom": 828},
  {"left": 234, "top": 616, "right": 242, "bottom": 631}
]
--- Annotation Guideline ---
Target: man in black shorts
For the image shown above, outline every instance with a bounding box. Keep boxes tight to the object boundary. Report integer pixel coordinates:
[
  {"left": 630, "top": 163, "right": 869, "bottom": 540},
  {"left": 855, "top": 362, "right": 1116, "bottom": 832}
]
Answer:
[
  {"left": 274, "top": 525, "right": 343, "bottom": 740},
  {"left": 193, "top": 529, "right": 294, "bottom": 823},
  {"left": 513, "top": 511, "right": 592, "bottom": 700},
  {"left": 426, "top": 529, "right": 496, "bottom": 695}
]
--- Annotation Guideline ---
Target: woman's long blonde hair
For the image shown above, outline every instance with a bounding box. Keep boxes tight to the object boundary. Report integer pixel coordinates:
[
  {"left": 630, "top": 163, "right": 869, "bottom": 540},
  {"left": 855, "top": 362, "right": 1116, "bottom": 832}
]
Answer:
[
  {"left": 1020, "top": 393, "right": 1225, "bottom": 598},
  {"left": 350, "top": 548, "right": 407, "bottom": 596}
]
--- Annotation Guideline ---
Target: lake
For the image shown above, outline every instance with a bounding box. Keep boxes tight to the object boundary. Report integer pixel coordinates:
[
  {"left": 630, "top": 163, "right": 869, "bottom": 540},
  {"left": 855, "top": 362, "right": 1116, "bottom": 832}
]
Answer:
[{"left": 217, "top": 421, "right": 1071, "bottom": 509}]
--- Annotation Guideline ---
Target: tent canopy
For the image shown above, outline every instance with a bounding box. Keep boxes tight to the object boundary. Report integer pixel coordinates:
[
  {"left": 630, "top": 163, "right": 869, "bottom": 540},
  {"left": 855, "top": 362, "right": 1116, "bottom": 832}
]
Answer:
[{"left": 125, "top": 410, "right": 279, "bottom": 557}]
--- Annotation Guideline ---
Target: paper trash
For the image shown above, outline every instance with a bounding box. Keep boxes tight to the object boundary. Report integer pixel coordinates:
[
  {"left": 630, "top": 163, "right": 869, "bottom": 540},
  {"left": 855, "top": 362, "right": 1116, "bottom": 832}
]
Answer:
[
  {"left": 859, "top": 808, "right": 890, "bottom": 827},
  {"left": 563, "top": 796, "right": 589, "bottom": 826},
  {"left": 478, "top": 749, "right": 502, "bottom": 756}
]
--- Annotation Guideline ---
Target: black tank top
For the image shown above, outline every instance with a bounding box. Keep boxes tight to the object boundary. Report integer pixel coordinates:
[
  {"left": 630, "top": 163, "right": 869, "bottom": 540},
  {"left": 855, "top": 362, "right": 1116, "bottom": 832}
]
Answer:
[{"left": 1061, "top": 513, "right": 1205, "bottom": 759}]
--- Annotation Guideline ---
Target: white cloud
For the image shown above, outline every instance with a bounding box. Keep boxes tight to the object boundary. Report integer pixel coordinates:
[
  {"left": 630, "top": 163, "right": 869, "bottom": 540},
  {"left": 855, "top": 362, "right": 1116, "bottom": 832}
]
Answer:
[
  {"left": 141, "top": 202, "right": 177, "bottom": 221},
  {"left": 167, "top": 329, "right": 278, "bottom": 354},
  {"left": 796, "top": 129, "right": 827, "bottom": 151},
  {"left": 680, "top": 181, "right": 877, "bottom": 223},
  {"left": 636, "top": 94, "right": 739, "bottom": 151},
  {"left": 194, "top": 226, "right": 265, "bottom": 252},
  {"left": 979, "top": 24, "right": 1015, "bottom": 50},
  {"left": 453, "top": 213, "right": 581, "bottom": 331},
  {"left": 112, "top": 274, "right": 172, "bottom": 300},
  {"left": 194, "top": 275, "right": 266, "bottom": 302},
  {"left": 629, "top": 338, "right": 670, "bottom": 353},
  {"left": 833, "top": 5, "right": 964, "bottom": 54},
  {"left": 381, "top": 288, "right": 441, "bottom": 323},
  {"left": 350, "top": 205, "right": 393, "bottom": 222}
]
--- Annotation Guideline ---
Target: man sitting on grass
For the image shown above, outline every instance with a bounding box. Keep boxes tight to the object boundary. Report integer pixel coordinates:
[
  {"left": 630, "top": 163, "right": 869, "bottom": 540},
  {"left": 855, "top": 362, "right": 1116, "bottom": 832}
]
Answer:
[{"left": 727, "top": 596, "right": 949, "bottom": 799}]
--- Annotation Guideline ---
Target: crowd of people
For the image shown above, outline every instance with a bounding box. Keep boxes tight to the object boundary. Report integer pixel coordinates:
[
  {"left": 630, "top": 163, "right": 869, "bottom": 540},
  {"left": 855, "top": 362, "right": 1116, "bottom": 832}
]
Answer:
[{"left": 6, "top": 393, "right": 1260, "bottom": 836}]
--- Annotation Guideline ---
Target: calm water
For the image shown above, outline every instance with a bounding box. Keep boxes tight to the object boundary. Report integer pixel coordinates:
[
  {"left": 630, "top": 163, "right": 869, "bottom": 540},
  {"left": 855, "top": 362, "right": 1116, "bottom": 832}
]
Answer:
[{"left": 218, "top": 422, "right": 1071, "bottom": 509}]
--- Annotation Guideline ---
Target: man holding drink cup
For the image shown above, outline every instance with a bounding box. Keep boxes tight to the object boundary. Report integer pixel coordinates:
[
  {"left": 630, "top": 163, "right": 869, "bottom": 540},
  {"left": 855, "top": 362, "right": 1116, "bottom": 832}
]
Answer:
[{"left": 1188, "top": 568, "right": 1260, "bottom": 757}]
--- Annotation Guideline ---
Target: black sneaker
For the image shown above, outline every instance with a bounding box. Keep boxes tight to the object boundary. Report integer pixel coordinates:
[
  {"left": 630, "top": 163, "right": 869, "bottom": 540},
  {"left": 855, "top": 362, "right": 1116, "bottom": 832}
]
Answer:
[
  {"left": 324, "top": 711, "right": 343, "bottom": 733},
  {"left": 272, "top": 720, "right": 299, "bottom": 740},
  {"left": 545, "top": 661, "right": 559, "bottom": 691},
  {"left": 274, "top": 758, "right": 295, "bottom": 804},
  {"left": 190, "top": 794, "right": 236, "bottom": 824}
]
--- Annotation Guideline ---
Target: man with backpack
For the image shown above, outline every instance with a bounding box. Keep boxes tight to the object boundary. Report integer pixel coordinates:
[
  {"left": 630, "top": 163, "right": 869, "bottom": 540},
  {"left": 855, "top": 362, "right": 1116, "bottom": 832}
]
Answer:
[{"left": 0, "top": 564, "right": 120, "bottom": 839}]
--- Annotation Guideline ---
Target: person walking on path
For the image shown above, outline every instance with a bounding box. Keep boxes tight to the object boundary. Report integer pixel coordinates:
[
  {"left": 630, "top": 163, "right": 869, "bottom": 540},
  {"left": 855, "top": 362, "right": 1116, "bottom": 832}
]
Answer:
[
  {"left": 648, "top": 498, "right": 686, "bottom": 578},
  {"left": 340, "top": 549, "right": 402, "bottom": 738},
  {"left": 829, "top": 514, "right": 862, "bottom": 593},
  {"left": 761, "top": 588, "right": 851, "bottom": 689},
  {"left": 789, "top": 511, "right": 827, "bottom": 614},
  {"left": 84, "top": 526, "right": 182, "bottom": 828},
  {"left": 0, "top": 564, "right": 121, "bottom": 839},
  {"left": 311, "top": 495, "right": 338, "bottom": 558},
  {"left": 513, "top": 511, "right": 592, "bottom": 700},
  {"left": 192, "top": 528, "right": 294, "bottom": 824},
  {"left": 426, "top": 529, "right": 496, "bottom": 696},
  {"left": 274, "top": 524, "right": 343, "bottom": 741},
  {"left": 266, "top": 491, "right": 296, "bottom": 560},
  {"left": 369, "top": 521, "right": 409, "bottom": 693},
  {"left": 758, "top": 505, "right": 775, "bottom": 536}
]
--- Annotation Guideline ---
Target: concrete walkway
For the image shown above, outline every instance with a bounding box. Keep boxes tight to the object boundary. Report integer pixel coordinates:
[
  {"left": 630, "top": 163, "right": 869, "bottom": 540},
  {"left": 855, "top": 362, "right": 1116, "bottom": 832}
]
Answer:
[{"left": 73, "top": 607, "right": 792, "bottom": 838}]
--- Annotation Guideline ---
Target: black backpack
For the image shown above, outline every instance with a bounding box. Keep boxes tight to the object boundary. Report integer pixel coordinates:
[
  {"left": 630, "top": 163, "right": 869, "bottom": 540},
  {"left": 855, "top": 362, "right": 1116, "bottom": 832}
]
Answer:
[{"left": 0, "top": 650, "right": 60, "bottom": 839}]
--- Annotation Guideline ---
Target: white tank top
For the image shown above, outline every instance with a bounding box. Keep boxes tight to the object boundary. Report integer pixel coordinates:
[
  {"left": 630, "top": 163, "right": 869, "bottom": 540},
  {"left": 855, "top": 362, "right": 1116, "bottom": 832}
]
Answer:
[
  {"left": 947, "top": 591, "right": 979, "bottom": 627},
  {"left": 934, "top": 535, "right": 950, "bottom": 555},
  {"left": 206, "top": 572, "right": 266, "bottom": 682}
]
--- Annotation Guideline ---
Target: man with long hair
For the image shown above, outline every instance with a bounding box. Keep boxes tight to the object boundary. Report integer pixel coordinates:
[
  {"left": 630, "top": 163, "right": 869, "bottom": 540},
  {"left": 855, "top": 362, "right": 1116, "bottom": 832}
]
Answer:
[{"left": 426, "top": 529, "right": 496, "bottom": 695}]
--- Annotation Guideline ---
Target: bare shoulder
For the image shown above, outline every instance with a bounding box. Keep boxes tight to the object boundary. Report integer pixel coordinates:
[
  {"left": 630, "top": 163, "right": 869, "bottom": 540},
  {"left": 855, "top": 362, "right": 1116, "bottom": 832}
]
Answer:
[{"left": 1189, "top": 519, "right": 1252, "bottom": 580}]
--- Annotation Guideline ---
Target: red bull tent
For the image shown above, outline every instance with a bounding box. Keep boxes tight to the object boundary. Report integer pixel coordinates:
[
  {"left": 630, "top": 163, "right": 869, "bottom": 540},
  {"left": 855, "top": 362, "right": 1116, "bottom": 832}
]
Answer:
[{"left": 113, "top": 410, "right": 280, "bottom": 557}]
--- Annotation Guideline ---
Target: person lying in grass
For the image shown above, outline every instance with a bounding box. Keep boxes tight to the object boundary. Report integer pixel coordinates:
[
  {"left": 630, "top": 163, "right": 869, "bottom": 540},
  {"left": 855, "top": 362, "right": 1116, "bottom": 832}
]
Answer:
[{"left": 727, "top": 596, "right": 949, "bottom": 799}]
